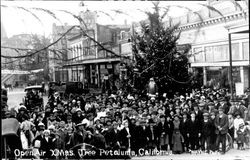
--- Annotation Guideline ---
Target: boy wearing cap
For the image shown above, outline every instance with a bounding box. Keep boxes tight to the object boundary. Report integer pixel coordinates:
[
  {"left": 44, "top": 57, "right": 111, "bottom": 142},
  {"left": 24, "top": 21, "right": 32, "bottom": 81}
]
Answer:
[
  {"left": 201, "top": 112, "right": 213, "bottom": 153},
  {"left": 215, "top": 107, "right": 229, "bottom": 154},
  {"left": 236, "top": 123, "right": 246, "bottom": 150}
]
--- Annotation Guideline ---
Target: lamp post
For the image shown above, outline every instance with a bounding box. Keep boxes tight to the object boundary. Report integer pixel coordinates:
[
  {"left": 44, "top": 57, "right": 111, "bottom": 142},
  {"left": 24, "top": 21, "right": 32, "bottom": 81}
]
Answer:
[{"left": 228, "top": 33, "right": 234, "bottom": 100}]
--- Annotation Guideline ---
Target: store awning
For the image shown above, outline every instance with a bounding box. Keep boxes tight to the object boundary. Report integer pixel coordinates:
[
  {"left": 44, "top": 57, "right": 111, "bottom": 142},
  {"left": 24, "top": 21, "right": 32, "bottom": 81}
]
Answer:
[
  {"left": 227, "top": 24, "right": 249, "bottom": 34},
  {"left": 1, "top": 69, "right": 30, "bottom": 75},
  {"left": 62, "top": 58, "right": 121, "bottom": 67}
]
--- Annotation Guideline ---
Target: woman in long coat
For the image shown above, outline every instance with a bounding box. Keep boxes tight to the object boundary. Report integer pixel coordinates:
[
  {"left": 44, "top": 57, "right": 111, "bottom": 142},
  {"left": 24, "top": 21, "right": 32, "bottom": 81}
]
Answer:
[
  {"left": 172, "top": 130, "right": 184, "bottom": 154},
  {"left": 172, "top": 115, "right": 183, "bottom": 153}
]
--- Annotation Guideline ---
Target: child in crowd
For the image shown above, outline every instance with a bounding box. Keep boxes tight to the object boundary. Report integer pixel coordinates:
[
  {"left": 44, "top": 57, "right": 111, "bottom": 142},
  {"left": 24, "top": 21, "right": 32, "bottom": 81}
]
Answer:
[{"left": 236, "top": 123, "right": 246, "bottom": 150}]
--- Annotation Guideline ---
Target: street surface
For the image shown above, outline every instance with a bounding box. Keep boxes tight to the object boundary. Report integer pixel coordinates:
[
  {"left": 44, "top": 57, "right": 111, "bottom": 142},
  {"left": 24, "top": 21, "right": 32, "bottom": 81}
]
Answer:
[
  {"left": 132, "top": 149, "right": 250, "bottom": 160},
  {"left": 17, "top": 149, "right": 250, "bottom": 160}
]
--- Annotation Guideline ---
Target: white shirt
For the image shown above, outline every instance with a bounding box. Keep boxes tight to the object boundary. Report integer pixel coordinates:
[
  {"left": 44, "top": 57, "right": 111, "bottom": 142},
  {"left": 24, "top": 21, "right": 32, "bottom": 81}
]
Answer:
[
  {"left": 117, "top": 124, "right": 124, "bottom": 131},
  {"left": 234, "top": 118, "right": 244, "bottom": 130},
  {"left": 125, "top": 127, "right": 130, "bottom": 135}
]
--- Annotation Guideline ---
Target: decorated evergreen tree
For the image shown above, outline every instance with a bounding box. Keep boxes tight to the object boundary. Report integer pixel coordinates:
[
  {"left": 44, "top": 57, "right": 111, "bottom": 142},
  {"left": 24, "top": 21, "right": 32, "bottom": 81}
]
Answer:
[{"left": 131, "top": 2, "right": 192, "bottom": 97}]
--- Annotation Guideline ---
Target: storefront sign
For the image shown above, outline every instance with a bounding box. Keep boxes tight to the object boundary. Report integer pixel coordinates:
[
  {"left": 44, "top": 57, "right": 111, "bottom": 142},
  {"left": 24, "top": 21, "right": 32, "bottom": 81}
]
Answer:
[{"left": 235, "top": 82, "right": 244, "bottom": 96}]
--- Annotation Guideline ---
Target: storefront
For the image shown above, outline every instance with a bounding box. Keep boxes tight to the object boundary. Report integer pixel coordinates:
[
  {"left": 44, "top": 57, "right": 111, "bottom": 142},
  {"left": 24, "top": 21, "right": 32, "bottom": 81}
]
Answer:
[{"left": 63, "top": 58, "right": 120, "bottom": 88}]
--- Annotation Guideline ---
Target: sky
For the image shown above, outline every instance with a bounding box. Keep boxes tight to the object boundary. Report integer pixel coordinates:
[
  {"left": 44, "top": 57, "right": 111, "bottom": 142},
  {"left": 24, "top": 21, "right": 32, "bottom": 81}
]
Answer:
[{"left": 1, "top": 1, "right": 209, "bottom": 38}]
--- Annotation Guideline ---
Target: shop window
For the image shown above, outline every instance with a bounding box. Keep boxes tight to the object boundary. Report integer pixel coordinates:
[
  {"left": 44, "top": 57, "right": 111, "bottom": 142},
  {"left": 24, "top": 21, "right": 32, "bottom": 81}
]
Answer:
[
  {"left": 243, "top": 41, "right": 249, "bottom": 60},
  {"left": 232, "top": 43, "right": 240, "bottom": 61},
  {"left": 205, "top": 46, "right": 214, "bottom": 62},
  {"left": 193, "top": 47, "right": 203, "bottom": 62}
]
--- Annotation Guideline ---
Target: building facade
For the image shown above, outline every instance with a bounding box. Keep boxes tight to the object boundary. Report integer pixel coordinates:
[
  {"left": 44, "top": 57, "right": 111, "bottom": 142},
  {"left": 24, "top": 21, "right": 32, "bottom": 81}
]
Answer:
[
  {"left": 50, "top": 23, "right": 80, "bottom": 82},
  {"left": 62, "top": 11, "right": 130, "bottom": 89},
  {"left": 174, "top": 1, "right": 249, "bottom": 91}
]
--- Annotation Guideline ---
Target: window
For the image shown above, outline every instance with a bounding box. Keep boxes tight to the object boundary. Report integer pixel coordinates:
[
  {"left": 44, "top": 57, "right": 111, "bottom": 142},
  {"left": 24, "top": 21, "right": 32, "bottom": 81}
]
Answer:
[
  {"left": 205, "top": 46, "right": 214, "bottom": 62},
  {"left": 193, "top": 47, "right": 203, "bottom": 62},
  {"left": 213, "top": 44, "right": 228, "bottom": 62},
  {"left": 232, "top": 43, "right": 240, "bottom": 61},
  {"left": 243, "top": 41, "right": 249, "bottom": 60},
  {"left": 72, "top": 47, "right": 75, "bottom": 61}
]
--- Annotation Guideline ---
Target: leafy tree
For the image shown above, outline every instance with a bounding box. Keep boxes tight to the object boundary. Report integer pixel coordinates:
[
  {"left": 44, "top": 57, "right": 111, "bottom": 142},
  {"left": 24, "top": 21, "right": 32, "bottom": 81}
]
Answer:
[{"left": 131, "top": 2, "right": 192, "bottom": 96}]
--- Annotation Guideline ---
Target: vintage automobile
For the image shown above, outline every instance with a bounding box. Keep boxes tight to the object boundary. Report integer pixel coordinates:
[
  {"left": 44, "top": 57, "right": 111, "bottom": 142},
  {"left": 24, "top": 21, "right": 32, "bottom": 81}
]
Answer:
[
  {"left": 2, "top": 118, "right": 23, "bottom": 160},
  {"left": 48, "top": 81, "right": 87, "bottom": 99},
  {"left": 48, "top": 81, "right": 66, "bottom": 98},
  {"left": 65, "top": 81, "right": 85, "bottom": 95},
  {"left": 23, "top": 85, "right": 44, "bottom": 111}
]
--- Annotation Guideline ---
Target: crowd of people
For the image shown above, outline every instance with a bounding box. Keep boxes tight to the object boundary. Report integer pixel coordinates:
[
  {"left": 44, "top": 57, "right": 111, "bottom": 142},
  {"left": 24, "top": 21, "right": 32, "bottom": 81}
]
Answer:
[{"left": 2, "top": 85, "right": 250, "bottom": 159}]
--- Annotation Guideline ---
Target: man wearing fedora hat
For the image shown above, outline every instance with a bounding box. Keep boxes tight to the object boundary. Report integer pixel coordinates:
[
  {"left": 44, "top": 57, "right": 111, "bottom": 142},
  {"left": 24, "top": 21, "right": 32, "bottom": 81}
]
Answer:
[
  {"left": 215, "top": 106, "right": 229, "bottom": 154},
  {"left": 67, "top": 121, "right": 88, "bottom": 149},
  {"left": 187, "top": 112, "right": 200, "bottom": 152},
  {"left": 105, "top": 121, "right": 121, "bottom": 150},
  {"left": 228, "top": 99, "right": 247, "bottom": 119},
  {"left": 146, "top": 118, "right": 158, "bottom": 150},
  {"left": 180, "top": 112, "right": 190, "bottom": 152}
]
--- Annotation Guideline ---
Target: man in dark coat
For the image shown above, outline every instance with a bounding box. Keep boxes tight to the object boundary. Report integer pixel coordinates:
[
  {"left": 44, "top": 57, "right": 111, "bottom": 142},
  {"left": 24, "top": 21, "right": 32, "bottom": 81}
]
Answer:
[
  {"left": 209, "top": 111, "right": 217, "bottom": 152},
  {"left": 219, "top": 98, "right": 230, "bottom": 114},
  {"left": 72, "top": 109, "right": 84, "bottom": 124},
  {"left": 201, "top": 112, "right": 213, "bottom": 153},
  {"left": 228, "top": 100, "right": 246, "bottom": 118},
  {"left": 165, "top": 116, "right": 174, "bottom": 150},
  {"left": 146, "top": 118, "right": 158, "bottom": 150},
  {"left": 180, "top": 112, "right": 190, "bottom": 152},
  {"left": 40, "top": 130, "right": 55, "bottom": 159},
  {"left": 85, "top": 127, "right": 106, "bottom": 149},
  {"left": 215, "top": 106, "right": 229, "bottom": 154},
  {"left": 67, "top": 122, "right": 88, "bottom": 158},
  {"left": 157, "top": 115, "right": 169, "bottom": 151},
  {"left": 105, "top": 121, "right": 121, "bottom": 150},
  {"left": 187, "top": 112, "right": 201, "bottom": 151},
  {"left": 193, "top": 104, "right": 203, "bottom": 150},
  {"left": 133, "top": 120, "right": 147, "bottom": 154},
  {"left": 213, "top": 98, "right": 221, "bottom": 110},
  {"left": 193, "top": 104, "right": 203, "bottom": 125}
]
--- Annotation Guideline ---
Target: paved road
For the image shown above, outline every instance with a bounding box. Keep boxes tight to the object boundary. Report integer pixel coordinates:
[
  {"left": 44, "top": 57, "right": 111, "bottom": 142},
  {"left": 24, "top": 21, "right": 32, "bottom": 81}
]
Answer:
[
  {"left": 7, "top": 88, "right": 48, "bottom": 110},
  {"left": 132, "top": 148, "right": 250, "bottom": 160}
]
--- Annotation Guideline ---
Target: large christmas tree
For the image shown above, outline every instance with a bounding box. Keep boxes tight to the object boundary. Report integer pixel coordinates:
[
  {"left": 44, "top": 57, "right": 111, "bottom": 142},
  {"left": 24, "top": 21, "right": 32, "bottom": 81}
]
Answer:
[{"left": 131, "top": 3, "right": 192, "bottom": 97}]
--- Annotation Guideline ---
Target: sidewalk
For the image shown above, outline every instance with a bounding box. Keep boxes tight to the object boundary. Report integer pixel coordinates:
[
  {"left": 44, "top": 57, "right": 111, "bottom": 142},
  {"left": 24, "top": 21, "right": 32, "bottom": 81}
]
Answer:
[{"left": 132, "top": 149, "right": 250, "bottom": 160}]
